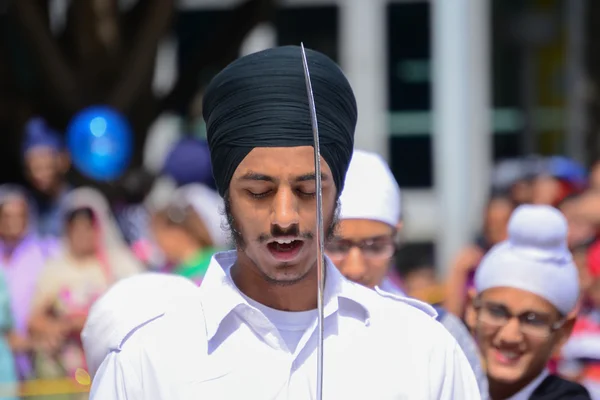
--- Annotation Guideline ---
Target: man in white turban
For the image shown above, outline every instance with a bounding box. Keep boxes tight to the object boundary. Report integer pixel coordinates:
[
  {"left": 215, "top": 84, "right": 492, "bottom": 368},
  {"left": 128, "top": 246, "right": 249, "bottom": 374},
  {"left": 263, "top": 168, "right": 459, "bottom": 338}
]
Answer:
[
  {"left": 466, "top": 205, "right": 590, "bottom": 399},
  {"left": 332, "top": 149, "right": 489, "bottom": 397}
]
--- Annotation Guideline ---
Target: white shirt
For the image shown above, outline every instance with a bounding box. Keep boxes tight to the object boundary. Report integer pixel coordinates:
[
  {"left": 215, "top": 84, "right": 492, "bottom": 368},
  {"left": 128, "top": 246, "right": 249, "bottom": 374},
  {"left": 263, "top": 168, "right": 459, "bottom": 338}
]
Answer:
[
  {"left": 88, "top": 251, "right": 481, "bottom": 399},
  {"left": 240, "top": 287, "right": 317, "bottom": 354},
  {"left": 81, "top": 272, "right": 200, "bottom": 378}
]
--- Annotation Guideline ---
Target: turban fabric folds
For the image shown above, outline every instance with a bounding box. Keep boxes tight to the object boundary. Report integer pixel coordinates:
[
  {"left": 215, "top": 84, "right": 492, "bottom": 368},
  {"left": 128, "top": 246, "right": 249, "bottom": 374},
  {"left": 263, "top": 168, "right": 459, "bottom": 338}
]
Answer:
[
  {"left": 474, "top": 205, "right": 580, "bottom": 315},
  {"left": 203, "top": 46, "right": 357, "bottom": 197}
]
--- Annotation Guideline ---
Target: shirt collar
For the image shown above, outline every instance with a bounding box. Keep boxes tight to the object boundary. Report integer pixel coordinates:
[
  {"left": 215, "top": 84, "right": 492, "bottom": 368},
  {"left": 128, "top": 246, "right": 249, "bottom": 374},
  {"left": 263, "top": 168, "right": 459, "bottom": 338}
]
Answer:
[
  {"left": 506, "top": 369, "right": 549, "bottom": 400},
  {"left": 199, "top": 250, "right": 371, "bottom": 341}
]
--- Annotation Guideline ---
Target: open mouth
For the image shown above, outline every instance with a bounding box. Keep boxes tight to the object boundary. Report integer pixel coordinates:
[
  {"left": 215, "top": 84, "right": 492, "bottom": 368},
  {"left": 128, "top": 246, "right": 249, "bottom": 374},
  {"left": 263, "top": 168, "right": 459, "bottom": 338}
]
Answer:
[
  {"left": 267, "top": 238, "right": 304, "bottom": 261},
  {"left": 492, "top": 348, "right": 523, "bottom": 365}
]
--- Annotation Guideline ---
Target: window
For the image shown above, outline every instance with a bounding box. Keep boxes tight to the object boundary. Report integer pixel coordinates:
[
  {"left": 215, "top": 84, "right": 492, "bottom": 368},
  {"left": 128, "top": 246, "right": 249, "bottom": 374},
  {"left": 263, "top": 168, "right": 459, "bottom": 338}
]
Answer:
[{"left": 275, "top": 6, "right": 338, "bottom": 62}]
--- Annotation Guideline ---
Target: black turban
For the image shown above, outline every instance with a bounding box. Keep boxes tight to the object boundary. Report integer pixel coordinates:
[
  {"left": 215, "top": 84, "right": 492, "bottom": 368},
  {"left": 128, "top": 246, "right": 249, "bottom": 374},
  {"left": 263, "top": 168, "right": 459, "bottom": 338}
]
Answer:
[{"left": 203, "top": 45, "right": 357, "bottom": 198}]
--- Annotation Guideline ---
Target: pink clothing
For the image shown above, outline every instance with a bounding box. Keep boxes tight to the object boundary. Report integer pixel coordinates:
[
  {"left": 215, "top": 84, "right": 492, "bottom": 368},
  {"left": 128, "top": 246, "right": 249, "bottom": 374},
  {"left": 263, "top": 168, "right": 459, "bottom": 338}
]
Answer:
[{"left": 0, "top": 235, "right": 58, "bottom": 378}]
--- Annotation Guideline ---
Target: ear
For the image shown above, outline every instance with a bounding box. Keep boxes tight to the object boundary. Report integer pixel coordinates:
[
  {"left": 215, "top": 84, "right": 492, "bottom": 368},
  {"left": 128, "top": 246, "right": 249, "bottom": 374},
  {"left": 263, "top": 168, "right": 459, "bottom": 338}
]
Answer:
[
  {"left": 555, "top": 315, "right": 577, "bottom": 350},
  {"left": 464, "top": 288, "right": 478, "bottom": 332},
  {"left": 395, "top": 221, "right": 403, "bottom": 232}
]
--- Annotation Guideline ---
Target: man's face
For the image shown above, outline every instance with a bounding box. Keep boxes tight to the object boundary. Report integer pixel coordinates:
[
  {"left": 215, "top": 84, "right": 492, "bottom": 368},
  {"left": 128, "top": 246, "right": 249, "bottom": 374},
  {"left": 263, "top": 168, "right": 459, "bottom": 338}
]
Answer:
[
  {"left": 468, "top": 287, "right": 571, "bottom": 388},
  {"left": 227, "top": 146, "right": 338, "bottom": 285},
  {"left": 484, "top": 198, "right": 513, "bottom": 246},
  {"left": 326, "top": 219, "right": 396, "bottom": 288},
  {"left": 24, "top": 148, "right": 64, "bottom": 194}
]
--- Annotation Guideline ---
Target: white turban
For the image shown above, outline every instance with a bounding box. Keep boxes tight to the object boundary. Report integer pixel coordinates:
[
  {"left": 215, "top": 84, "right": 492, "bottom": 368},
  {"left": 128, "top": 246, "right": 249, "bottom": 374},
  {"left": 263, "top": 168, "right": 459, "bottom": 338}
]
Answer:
[
  {"left": 146, "top": 181, "right": 228, "bottom": 248},
  {"left": 339, "top": 149, "right": 401, "bottom": 227},
  {"left": 174, "top": 184, "right": 229, "bottom": 248},
  {"left": 81, "top": 273, "right": 199, "bottom": 378},
  {"left": 474, "top": 204, "right": 580, "bottom": 315}
]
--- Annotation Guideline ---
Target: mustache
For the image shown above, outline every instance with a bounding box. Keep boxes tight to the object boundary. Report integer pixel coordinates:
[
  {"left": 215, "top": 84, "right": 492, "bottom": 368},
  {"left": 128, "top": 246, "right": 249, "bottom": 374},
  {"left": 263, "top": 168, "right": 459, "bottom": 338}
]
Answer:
[{"left": 258, "top": 225, "right": 314, "bottom": 243}]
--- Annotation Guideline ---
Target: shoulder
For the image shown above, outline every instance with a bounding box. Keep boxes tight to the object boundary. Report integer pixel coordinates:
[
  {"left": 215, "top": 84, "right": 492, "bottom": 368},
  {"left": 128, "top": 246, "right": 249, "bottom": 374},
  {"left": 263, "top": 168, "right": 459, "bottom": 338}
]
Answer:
[
  {"left": 533, "top": 374, "right": 591, "bottom": 399},
  {"left": 82, "top": 274, "right": 203, "bottom": 376},
  {"left": 348, "top": 282, "right": 447, "bottom": 340},
  {"left": 364, "top": 283, "right": 438, "bottom": 319}
]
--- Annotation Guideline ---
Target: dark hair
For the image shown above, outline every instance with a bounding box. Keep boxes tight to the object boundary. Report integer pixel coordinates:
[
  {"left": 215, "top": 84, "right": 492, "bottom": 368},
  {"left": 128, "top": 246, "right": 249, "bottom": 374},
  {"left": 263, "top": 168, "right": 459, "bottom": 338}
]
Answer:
[
  {"left": 116, "top": 168, "right": 156, "bottom": 204},
  {"left": 486, "top": 192, "right": 516, "bottom": 208},
  {"left": 65, "top": 207, "right": 95, "bottom": 226}
]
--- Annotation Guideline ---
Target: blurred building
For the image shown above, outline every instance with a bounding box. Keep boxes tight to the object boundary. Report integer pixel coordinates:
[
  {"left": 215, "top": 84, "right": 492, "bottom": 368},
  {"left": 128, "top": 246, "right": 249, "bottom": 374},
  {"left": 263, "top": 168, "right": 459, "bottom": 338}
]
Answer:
[{"left": 46, "top": 0, "right": 583, "bottom": 272}]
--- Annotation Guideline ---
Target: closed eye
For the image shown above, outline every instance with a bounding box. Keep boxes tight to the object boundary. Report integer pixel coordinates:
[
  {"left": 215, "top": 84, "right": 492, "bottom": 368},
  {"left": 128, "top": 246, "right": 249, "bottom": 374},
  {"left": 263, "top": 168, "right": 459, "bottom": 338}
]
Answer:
[
  {"left": 246, "top": 190, "right": 272, "bottom": 199},
  {"left": 297, "top": 189, "right": 316, "bottom": 198}
]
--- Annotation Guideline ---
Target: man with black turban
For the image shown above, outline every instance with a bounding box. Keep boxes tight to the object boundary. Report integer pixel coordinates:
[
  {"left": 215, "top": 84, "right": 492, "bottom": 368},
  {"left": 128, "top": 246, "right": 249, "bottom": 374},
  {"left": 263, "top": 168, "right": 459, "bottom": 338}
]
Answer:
[{"left": 84, "top": 46, "right": 480, "bottom": 399}]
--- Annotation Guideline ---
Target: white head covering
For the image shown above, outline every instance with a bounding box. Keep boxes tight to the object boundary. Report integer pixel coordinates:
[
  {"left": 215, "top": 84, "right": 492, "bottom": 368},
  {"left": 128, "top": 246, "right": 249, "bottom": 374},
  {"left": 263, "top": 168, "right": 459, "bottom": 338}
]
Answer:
[
  {"left": 81, "top": 272, "right": 199, "bottom": 378},
  {"left": 474, "top": 204, "right": 580, "bottom": 315},
  {"left": 339, "top": 149, "right": 401, "bottom": 227},
  {"left": 173, "top": 183, "right": 228, "bottom": 248}
]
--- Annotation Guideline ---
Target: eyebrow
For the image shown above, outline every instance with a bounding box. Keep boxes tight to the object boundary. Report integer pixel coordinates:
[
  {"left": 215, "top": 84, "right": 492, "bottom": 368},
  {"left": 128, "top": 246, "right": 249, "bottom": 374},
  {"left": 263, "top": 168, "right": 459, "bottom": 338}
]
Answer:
[
  {"left": 238, "top": 172, "right": 274, "bottom": 182},
  {"left": 237, "top": 172, "right": 330, "bottom": 183},
  {"left": 294, "top": 173, "right": 330, "bottom": 183}
]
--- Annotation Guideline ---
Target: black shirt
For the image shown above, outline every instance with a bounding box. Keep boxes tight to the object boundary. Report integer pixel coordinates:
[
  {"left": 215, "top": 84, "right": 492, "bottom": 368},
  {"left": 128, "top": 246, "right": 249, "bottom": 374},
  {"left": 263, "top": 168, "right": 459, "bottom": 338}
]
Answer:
[{"left": 529, "top": 374, "right": 591, "bottom": 400}]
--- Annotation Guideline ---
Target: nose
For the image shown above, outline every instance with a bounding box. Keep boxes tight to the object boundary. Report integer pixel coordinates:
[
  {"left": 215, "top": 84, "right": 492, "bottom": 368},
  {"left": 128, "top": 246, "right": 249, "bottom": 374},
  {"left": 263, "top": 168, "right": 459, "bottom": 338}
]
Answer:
[
  {"left": 271, "top": 186, "right": 299, "bottom": 230},
  {"left": 340, "top": 247, "right": 368, "bottom": 284},
  {"left": 496, "top": 317, "right": 524, "bottom": 344}
]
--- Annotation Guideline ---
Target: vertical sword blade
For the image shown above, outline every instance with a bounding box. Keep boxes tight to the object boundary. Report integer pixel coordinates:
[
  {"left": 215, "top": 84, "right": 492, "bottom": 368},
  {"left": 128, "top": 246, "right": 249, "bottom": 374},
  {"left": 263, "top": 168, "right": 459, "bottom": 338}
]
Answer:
[{"left": 300, "top": 42, "right": 325, "bottom": 400}]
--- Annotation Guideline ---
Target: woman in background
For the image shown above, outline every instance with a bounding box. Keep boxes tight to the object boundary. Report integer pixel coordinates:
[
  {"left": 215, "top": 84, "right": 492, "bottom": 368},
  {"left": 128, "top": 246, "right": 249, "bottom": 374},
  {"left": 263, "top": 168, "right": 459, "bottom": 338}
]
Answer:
[
  {"left": 28, "top": 187, "right": 142, "bottom": 387},
  {"left": 0, "top": 269, "right": 18, "bottom": 400},
  {"left": 0, "top": 185, "right": 57, "bottom": 380}
]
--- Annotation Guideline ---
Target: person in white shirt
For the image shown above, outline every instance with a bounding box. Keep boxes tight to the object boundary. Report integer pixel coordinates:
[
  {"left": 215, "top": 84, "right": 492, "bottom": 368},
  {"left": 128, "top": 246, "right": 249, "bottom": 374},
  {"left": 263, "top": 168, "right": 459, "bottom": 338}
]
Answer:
[
  {"left": 465, "top": 205, "right": 591, "bottom": 399},
  {"left": 330, "top": 148, "right": 489, "bottom": 398},
  {"left": 84, "top": 45, "right": 480, "bottom": 399}
]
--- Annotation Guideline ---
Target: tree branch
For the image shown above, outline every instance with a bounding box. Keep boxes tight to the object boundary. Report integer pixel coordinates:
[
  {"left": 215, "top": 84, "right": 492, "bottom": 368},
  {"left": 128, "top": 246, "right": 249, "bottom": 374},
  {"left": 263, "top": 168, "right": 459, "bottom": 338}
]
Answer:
[
  {"left": 11, "top": 0, "right": 80, "bottom": 114},
  {"left": 160, "top": 0, "right": 276, "bottom": 113},
  {"left": 107, "top": 0, "right": 175, "bottom": 112}
]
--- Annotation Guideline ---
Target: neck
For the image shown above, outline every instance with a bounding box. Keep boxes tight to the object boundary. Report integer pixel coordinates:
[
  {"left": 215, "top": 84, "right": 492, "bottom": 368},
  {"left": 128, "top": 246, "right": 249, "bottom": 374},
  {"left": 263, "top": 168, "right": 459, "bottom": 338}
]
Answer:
[
  {"left": 231, "top": 252, "right": 320, "bottom": 312},
  {"left": 42, "top": 180, "right": 66, "bottom": 201},
  {"left": 70, "top": 250, "right": 96, "bottom": 263}
]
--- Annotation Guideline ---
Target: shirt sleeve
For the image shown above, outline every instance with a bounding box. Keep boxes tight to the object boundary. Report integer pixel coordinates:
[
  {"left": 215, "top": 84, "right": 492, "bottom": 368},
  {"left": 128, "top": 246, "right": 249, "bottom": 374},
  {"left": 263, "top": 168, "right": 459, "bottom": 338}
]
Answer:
[
  {"left": 90, "top": 351, "right": 143, "bottom": 400},
  {"left": 439, "top": 313, "right": 489, "bottom": 397},
  {"left": 431, "top": 332, "right": 483, "bottom": 400}
]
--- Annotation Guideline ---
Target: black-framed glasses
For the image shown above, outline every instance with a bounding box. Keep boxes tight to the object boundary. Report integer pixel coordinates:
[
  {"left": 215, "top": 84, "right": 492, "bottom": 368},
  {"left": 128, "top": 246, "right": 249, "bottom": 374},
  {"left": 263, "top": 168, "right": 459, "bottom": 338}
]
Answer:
[
  {"left": 473, "top": 299, "right": 565, "bottom": 338},
  {"left": 326, "top": 236, "right": 396, "bottom": 260}
]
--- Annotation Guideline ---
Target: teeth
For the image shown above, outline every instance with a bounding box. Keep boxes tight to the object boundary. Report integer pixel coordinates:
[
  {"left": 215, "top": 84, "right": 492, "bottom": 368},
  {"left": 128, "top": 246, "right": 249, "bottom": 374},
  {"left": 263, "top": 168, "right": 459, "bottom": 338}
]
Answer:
[
  {"left": 500, "top": 351, "right": 519, "bottom": 360},
  {"left": 275, "top": 239, "right": 294, "bottom": 244}
]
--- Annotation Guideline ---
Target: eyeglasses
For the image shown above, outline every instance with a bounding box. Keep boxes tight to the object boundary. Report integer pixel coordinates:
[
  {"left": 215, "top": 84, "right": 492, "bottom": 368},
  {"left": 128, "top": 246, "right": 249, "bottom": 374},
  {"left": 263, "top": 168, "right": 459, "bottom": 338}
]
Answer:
[
  {"left": 473, "top": 299, "right": 564, "bottom": 338},
  {"left": 325, "top": 236, "right": 396, "bottom": 260}
]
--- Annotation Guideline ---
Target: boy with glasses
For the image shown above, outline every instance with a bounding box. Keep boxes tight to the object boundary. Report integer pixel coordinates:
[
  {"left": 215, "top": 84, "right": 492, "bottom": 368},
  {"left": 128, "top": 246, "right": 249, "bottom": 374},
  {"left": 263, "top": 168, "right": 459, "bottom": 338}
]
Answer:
[
  {"left": 329, "top": 149, "right": 489, "bottom": 398},
  {"left": 466, "top": 204, "right": 591, "bottom": 399}
]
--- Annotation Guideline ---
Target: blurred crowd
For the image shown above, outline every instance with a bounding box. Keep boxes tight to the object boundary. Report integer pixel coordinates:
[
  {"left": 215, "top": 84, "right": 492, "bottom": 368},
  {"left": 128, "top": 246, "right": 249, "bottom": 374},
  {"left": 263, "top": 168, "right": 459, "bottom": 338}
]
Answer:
[
  {"left": 0, "top": 118, "right": 231, "bottom": 398},
  {"left": 3, "top": 114, "right": 600, "bottom": 398}
]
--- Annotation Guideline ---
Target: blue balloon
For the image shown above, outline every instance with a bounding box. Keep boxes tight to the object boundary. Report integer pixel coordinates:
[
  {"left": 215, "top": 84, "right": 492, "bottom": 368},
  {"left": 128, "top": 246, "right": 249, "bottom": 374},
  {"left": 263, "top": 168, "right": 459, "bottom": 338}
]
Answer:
[{"left": 67, "top": 106, "right": 133, "bottom": 181}]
